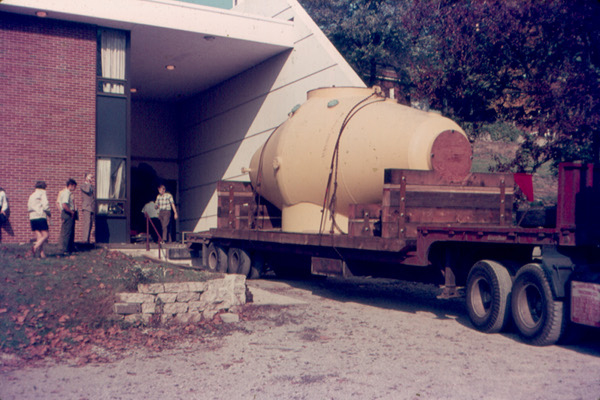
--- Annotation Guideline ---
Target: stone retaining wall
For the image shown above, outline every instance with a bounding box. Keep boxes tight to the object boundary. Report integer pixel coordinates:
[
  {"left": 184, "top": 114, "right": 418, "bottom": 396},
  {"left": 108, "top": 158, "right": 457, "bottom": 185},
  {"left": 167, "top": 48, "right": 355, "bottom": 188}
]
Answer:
[{"left": 113, "top": 274, "right": 247, "bottom": 324}]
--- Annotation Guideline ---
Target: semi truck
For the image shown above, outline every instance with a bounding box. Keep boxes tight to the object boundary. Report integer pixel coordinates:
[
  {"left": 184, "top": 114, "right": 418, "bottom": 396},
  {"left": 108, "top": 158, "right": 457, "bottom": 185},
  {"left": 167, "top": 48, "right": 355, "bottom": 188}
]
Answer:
[{"left": 185, "top": 87, "right": 600, "bottom": 346}]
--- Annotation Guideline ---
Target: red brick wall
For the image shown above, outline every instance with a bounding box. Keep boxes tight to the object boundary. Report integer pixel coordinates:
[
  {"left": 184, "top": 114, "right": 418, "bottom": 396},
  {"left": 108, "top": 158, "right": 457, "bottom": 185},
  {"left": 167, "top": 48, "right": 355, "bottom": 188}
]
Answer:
[{"left": 0, "top": 13, "right": 96, "bottom": 244}]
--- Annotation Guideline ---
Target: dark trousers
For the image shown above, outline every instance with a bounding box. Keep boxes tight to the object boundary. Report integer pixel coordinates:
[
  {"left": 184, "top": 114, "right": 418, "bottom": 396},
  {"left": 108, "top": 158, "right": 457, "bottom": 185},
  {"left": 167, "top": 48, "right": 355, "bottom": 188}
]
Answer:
[{"left": 60, "top": 210, "right": 75, "bottom": 253}]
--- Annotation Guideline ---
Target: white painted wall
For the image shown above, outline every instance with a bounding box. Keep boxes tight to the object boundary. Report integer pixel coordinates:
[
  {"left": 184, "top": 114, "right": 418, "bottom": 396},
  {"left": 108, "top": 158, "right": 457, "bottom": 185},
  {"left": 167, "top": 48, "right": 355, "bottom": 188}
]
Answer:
[{"left": 179, "top": 0, "right": 364, "bottom": 233}]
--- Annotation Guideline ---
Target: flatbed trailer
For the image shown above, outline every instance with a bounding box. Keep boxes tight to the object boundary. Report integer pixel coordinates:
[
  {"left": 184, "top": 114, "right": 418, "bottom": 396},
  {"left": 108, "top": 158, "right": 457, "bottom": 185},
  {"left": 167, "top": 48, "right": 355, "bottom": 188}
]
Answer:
[{"left": 185, "top": 162, "right": 600, "bottom": 345}]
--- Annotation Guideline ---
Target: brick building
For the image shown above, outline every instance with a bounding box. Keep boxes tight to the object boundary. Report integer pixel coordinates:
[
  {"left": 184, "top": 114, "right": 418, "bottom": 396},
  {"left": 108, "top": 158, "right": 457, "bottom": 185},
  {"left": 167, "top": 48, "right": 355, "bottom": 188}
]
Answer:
[
  {"left": 0, "top": 0, "right": 364, "bottom": 244},
  {"left": 0, "top": 14, "right": 96, "bottom": 244}
]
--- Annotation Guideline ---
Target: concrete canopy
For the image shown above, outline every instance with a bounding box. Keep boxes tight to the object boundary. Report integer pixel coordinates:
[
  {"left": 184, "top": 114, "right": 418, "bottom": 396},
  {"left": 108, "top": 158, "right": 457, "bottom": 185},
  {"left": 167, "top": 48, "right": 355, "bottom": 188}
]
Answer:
[{"left": 0, "top": 0, "right": 295, "bottom": 100}]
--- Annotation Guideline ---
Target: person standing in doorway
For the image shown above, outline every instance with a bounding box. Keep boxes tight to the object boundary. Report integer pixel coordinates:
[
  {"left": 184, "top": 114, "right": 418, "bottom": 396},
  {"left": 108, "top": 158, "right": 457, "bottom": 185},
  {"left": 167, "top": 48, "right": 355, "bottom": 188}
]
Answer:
[
  {"left": 80, "top": 173, "right": 95, "bottom": 243},
  {"left": 28, "top": 181, "right": 51, "bottom": 258},
  {"left": 155, "top": 184, "right": 178, "bottom": 243},
  {"left": 58, "top": 178, "right": 77, "bottom": 255}
]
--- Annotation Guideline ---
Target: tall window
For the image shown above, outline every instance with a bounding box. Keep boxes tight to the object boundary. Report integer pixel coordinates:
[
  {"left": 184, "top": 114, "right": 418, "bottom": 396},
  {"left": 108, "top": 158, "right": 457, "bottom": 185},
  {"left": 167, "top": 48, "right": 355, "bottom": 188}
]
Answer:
[
  {"left": 99, "top": 30, "right": 126, "bottom": 94},
  {"left": 97, "top": 157, "right": 126, "bottom": 215},
  {"left": 96, "top": 28, "right": 129, "bottom": 242}
]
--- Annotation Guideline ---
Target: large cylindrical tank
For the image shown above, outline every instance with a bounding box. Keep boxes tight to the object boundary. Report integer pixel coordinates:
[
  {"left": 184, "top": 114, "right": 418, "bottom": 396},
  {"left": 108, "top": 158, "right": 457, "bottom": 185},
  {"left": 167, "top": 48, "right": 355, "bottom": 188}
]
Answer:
[{"left": 249, "top": 87, "right": 472, "bottom": 233}]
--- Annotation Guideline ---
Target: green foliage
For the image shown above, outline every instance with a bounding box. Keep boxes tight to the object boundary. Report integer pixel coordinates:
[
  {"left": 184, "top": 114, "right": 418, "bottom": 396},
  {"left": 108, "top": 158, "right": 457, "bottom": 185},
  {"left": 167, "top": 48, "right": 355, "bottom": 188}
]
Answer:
[
  {"left": 300, "top": 0, "right": 409, "bottom": 86},
  {"left": 299, "top": 0, "right": 600, "bottom": 172},
  {"left": 478, "top": 121, "right": 523, "bottom": 143}
]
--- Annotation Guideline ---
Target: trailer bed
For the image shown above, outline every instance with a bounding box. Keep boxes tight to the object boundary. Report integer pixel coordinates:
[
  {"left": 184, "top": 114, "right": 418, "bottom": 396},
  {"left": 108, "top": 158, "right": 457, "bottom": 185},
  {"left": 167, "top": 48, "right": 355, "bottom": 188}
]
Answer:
[{"left": 185, "top": 228, "right": 411, "bottom": 253}]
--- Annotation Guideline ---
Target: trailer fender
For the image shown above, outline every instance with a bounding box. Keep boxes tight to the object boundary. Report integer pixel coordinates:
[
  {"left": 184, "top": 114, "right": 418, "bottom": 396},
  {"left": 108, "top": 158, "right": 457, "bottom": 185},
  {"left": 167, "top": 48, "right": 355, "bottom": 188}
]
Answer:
[{"left": 540, "top": 246, "right": 575, "bottom": 299}]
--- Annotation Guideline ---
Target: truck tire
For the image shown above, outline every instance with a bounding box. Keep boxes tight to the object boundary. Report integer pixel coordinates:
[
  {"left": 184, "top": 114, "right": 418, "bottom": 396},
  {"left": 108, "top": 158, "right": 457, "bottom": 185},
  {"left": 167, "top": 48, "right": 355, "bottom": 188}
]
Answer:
[
  {"left": 248, "top": 265, "right": 261, "bottom": 279},
  {"left": 248, "top": 253, "right": 264, "bottom": 280},
  {"left": 228, "top": 247, "right": 251, "bottom": 276},
  {"left": 466, "top": 260, "right": 513, "bottom": 333},
  {"left": 207, "top": 243, "right": 228, "bottom": 273},
  {"left": 511, "top": 263, "right": 565, "bottom": 346}
]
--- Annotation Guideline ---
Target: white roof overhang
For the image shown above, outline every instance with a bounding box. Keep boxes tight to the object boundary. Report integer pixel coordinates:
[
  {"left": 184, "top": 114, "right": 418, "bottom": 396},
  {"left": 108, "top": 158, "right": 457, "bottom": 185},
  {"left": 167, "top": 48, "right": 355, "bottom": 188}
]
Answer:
[{"left": 1, "top": 0, "right": 295, "bottom": 100}]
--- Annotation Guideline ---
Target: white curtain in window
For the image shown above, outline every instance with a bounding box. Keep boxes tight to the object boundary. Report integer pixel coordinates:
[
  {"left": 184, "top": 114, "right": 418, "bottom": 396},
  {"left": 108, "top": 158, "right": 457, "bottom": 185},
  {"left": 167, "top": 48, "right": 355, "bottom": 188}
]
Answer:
[
  {"left": 101, "top": 30, "right": 126, "bottom": 94},
  {"left": 97, "top": 159, "right": 111, "bottom": 214},
  {"left": 112, "top": 161, "right": 125, "bottom": 199}
]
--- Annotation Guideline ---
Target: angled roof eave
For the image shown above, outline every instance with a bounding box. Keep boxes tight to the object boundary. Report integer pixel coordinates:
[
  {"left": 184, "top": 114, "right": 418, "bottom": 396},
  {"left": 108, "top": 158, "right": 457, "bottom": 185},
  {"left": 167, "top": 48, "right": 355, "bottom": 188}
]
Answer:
[{"left": 0, "top": 0, "right": 295, "bottom": 48}]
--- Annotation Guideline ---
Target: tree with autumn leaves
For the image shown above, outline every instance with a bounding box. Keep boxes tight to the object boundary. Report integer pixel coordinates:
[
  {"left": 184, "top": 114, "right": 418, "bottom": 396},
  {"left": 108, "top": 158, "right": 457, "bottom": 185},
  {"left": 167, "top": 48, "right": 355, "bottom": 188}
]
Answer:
[{"left": 299, "top": 0, "right": 600, "bottom": 172}]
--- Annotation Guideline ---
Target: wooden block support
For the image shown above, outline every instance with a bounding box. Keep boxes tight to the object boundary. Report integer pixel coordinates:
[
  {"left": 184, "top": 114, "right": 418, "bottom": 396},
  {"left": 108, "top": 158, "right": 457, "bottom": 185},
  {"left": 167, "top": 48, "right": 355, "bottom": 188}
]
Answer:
[
  {"left": 348, "top": 204, "right": 381, "bottom": 237},
  {"left": 216, "top": 180, "right": 282, "bottom": 230}
]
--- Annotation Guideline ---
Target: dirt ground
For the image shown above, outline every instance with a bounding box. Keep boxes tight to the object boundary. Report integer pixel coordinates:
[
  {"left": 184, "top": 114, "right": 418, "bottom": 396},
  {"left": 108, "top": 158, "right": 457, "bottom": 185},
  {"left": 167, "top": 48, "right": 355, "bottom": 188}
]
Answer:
[{"left": 1, "top": 277, "right": 599, "bottom": 400}]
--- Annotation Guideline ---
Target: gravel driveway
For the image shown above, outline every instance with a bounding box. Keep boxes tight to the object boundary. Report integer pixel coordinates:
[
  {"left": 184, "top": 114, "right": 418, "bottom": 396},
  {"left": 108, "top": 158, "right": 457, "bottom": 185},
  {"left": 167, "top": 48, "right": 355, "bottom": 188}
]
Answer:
[{"left": 1, "top": 277, "right": 599, "bottom": 400}]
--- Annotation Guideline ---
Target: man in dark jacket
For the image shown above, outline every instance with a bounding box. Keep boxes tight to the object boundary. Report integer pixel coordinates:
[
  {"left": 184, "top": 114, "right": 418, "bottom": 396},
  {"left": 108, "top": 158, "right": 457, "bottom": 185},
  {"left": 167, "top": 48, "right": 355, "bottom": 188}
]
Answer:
[{"left": 80, "top": 173, "right": 95, "bottom": 243}]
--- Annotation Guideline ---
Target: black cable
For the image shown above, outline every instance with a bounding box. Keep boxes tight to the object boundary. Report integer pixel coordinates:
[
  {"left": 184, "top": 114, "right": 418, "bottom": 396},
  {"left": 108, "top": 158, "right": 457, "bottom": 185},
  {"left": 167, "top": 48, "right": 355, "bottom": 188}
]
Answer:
[{"left": 319, "top": 93, "right": 386, "bottom": 235}]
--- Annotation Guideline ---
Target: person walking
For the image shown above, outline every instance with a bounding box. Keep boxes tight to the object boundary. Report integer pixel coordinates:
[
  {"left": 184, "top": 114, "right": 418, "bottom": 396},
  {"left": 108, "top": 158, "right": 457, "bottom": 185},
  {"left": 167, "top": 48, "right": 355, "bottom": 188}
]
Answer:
[
  {"left": 58, "top": 178, "right": 77, "bottom": 255},
  {"left": 27, "top": 181, "right": 51, "bottom": 258},
  {"left": 80, "top": 173, "right": 95, "bottom": 243},
  {"left": 0, "top": 186, "right": 8, "bottom": 228},
  {"left": 155, "top": 184, "right": 178, "bottom": 243}
]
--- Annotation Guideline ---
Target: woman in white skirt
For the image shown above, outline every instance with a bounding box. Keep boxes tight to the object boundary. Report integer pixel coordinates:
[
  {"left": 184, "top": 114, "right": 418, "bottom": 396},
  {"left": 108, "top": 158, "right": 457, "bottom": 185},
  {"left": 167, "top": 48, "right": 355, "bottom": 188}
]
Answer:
[{"left": 28, "top": 181, "right": 51, "bottom": 258}]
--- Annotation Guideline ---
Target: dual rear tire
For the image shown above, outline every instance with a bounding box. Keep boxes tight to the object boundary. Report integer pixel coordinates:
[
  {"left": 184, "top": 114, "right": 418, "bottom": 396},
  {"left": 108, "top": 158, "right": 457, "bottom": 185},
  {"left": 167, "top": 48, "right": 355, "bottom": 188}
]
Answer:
[
  {"left": 466, "top": 260, "right": 566, "bottom": 345},
  {"left": 206, "top": 242, "right": 260, "bottom": 278},
  {"left": 510, "top": 264, "right": 565, "bottom": 346},
  {"left": 227, "top": 247, "right": 251, "bottom": 276},
  {"left": 207, "top": 243, "right": 227, "bottom": 273},
  {"left": 466, "top": 260, "right": 513, "bottom": 333}
]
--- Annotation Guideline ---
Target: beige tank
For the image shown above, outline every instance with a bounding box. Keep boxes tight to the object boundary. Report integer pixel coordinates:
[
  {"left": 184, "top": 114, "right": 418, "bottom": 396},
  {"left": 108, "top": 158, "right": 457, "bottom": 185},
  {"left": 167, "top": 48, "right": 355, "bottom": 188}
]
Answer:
[{"left": 249, "top": 87, "right": 472, "bottom": 233}]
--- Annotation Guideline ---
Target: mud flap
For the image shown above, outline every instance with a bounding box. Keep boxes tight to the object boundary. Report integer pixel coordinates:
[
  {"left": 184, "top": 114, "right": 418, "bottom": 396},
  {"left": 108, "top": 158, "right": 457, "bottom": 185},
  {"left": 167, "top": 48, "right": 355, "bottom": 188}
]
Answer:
[{"left": 571, "top": 281, "right": 600, "bottom": 328}]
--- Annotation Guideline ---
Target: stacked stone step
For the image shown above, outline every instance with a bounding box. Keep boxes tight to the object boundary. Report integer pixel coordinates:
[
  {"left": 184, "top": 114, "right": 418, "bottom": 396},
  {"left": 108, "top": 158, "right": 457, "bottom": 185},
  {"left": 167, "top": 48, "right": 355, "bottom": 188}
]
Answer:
[{"left": 114, "top": 274, "right": 246, "bottom": 324}]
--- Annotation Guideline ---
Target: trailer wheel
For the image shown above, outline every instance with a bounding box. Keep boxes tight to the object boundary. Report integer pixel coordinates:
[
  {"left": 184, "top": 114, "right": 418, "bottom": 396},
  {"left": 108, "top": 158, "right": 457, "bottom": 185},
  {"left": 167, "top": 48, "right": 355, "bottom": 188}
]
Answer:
[
  {"left": 248, "top": 253, "right": 264, "bottom": 279},
  {"left": 466, "top": 260, "right": 513, "bottom": 333},
  {"left": 228, "top": 247, "right": 251, "bottom": 276},
  {"left": 511, "top": 263, "right": 565, "bottom": 346},
  {"left": 207, "top": 243, "right": 228, "bottom": 273},
  {"left": 248, "top": 265, "right": 261, "bottom": 279}
]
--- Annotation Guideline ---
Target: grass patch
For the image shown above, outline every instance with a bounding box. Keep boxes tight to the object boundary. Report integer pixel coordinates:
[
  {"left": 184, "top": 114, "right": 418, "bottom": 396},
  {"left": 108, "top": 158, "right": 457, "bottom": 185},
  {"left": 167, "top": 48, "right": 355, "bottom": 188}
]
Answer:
[{"left": 0, "top": 243, "right": 216, "bottom": 366}]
